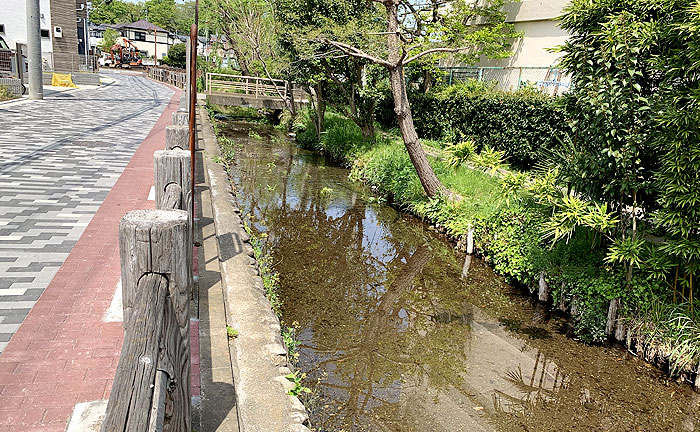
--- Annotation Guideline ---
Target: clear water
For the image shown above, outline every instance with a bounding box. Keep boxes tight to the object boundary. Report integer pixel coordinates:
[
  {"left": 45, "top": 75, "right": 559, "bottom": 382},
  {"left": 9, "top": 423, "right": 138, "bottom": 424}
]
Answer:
[{"left": 224, "top": 120, "right": 700, "bottom": 432}]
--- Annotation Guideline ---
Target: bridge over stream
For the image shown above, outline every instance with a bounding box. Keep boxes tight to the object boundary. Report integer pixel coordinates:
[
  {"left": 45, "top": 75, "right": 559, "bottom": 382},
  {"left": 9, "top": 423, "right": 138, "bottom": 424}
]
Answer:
[{"left": 205, "top": 73, "right": 308, "bottom": 110}]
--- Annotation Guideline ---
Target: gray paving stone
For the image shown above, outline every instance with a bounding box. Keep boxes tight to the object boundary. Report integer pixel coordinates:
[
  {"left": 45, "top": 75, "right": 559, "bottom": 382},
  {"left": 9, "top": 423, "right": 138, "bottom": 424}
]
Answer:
[{"left": 0, "top": 71, "right": 173, "bottom": 353}]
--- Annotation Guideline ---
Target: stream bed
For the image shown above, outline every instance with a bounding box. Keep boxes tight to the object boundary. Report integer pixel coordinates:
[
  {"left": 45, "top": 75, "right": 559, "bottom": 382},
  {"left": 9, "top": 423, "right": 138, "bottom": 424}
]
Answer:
[{"left": 222, "top": 120, "right": 700, "bottom": 432}]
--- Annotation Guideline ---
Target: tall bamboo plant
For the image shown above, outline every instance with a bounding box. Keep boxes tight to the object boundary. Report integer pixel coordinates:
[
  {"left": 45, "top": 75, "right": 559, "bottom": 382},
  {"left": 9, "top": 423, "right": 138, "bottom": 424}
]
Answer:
[
  {"left": 653, "top": 4, "right": 700, "bottom": 309},
  {"left": 552, "top": 0, "right": 700, "bottom": 306}
]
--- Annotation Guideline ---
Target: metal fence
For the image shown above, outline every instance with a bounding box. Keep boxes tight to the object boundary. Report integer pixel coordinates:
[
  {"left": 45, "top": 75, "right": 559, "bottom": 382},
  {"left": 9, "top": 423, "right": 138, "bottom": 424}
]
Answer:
[
  {"left": 441, "top": 66, "right": 572, "bottom": 96},
  {"left": 41, "top": 52, "right": 98, "bottom": 73}
]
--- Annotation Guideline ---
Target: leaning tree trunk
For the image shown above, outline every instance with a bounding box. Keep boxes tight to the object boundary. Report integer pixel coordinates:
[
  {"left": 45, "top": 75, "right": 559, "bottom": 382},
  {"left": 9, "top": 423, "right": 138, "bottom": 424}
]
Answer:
[
  {"left": 387, "top": 66, "right": 444, "bottom": 197},
  {"left": 385, "top": 0, "right": 445, "bottom": 198}
]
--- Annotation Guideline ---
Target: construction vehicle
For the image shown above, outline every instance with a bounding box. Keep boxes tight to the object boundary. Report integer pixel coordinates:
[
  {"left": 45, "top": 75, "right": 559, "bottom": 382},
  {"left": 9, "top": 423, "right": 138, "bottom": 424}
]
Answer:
[{"left": 109, "top": 38, "right": 142, "bottom": 68}]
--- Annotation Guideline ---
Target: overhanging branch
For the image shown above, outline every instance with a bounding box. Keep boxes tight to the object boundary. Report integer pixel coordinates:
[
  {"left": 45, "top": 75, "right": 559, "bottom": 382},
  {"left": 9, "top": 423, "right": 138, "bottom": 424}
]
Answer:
[
  {"left": 403, "top": 46, "right": 464, "bottom": 65},
  {"left": 315, "top": 38, "right": 393, "bottom": 68}
]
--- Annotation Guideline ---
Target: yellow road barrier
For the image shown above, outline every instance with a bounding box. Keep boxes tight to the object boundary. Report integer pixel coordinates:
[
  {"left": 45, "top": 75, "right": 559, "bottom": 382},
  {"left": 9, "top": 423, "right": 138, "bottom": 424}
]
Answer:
[{"left": 51, "top": 73, "right": 77, "bottom": 88}]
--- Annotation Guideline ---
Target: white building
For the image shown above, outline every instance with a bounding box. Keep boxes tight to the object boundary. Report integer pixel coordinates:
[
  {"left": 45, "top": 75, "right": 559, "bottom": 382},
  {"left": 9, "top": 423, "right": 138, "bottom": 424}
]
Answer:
[
  {"left": 91, "top": 20, "right": 179, "bottom": 60},
  {"left": 0, "top": 0, "right": 54, "bottom": 61}
]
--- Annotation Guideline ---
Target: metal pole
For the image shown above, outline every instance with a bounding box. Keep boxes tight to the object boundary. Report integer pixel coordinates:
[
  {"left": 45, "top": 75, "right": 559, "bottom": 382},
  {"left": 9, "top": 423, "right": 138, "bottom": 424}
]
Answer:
[
  {"left": 86, "top": 1, "right": 90, "bottom": 67},
  {"left": 188, "top": 15, "right": 197, "bottom": 224},
  {"left": 26, "top": 0, "right": 43, "bottom": 99}
]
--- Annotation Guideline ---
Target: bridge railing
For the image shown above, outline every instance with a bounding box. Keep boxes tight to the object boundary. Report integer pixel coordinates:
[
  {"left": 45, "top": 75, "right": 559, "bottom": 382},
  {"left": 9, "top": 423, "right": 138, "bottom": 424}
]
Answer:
[
  {"left": 148, "top": 66, "right": 187, "bottom": 89},
  {"left": 206, "top": 72, "right": 306, "bottom": 103}
]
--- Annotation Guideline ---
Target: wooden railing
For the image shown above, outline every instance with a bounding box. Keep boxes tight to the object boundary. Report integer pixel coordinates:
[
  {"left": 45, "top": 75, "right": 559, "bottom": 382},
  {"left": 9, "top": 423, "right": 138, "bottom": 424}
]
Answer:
[
  {"left": 148, "top": 66, "right": 187, "bottom": 89},
  {"left": 102, "top": 95, "right": 193, "bottom": 432},
  {"left": 205, "top": 72, "right": 306, "bottom": 103}
]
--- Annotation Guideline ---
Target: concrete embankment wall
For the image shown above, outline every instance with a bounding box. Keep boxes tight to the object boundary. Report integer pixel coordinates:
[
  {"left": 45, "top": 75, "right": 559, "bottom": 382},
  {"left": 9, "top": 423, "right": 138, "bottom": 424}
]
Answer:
[{"left": 199, "top": 106, "right": 311, "bottom": 431}]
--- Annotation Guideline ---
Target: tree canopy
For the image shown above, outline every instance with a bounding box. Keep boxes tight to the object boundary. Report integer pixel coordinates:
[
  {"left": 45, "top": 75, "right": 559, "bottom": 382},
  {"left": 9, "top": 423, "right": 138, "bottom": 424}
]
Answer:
[{"left": 89, "top": 0, "right": 198, "bottom": 34}]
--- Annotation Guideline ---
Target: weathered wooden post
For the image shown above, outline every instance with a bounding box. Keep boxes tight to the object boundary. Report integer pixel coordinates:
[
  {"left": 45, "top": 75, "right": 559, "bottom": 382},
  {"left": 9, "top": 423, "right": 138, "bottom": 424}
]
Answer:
[
  {"left": 154, "top": 149, "right": 192, "bottom": 223},
  {"left": 179, "top": 93, "right": 188, "bottom": 111},
  {"left": 538, "top": 272, "right": 549, "bottom": 302},
  {"left": 102, "top": 209, "right": 192, "bottom": 432},
  {"left": 172, "top": 108, "right": 189, "bottom": 126},
  {"left": 466, "top": 226, "right": 474, "bottom": 255},
  {"left": 166, "top": 125, "right": 189, "bottom": 150},
  {"left": 605, "top": 298, "right": 620, "bottom": 337}
]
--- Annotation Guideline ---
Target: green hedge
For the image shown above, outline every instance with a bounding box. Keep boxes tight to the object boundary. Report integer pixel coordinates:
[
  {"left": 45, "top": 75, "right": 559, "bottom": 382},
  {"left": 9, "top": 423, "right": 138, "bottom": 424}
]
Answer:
[{"left": 377, "top": 82, "right": 571, "bottom": 170}]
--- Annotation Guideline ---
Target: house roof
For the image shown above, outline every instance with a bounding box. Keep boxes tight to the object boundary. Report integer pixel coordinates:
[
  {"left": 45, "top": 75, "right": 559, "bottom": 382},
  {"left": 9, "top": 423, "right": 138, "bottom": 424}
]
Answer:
[{"left": 116, "top": 20, "right": 169, "bottom": 33}]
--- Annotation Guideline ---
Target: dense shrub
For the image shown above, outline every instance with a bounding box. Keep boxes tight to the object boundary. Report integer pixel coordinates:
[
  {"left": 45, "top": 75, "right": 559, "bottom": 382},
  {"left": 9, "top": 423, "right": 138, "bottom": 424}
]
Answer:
[
  {"left": 162, "top": 43, "right": 187, "bottom": 69},
  {"left": 376, "top": 81, "right": 570, "bottom": 170},
  {"left": 296, "top": 110, "right": 375, "bottom": 164},
  {"left": 414, "top": 84, "right": 570, "bottom": 169}
]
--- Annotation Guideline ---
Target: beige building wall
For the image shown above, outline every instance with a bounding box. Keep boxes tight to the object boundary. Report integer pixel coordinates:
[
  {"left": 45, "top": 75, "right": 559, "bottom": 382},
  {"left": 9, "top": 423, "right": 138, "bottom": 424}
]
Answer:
[
  {"left": 484, "top": 0, "right": 570, "bottom": 68},
  {"left": 442, "top": 0, "right": 571, "bottom": 92}
]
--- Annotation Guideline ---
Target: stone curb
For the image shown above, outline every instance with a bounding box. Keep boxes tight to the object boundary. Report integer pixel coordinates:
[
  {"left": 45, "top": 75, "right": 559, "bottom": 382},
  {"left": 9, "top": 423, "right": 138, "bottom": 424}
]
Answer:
[{"left": 198, "top": 106, "right": 310, "bottom": 432}]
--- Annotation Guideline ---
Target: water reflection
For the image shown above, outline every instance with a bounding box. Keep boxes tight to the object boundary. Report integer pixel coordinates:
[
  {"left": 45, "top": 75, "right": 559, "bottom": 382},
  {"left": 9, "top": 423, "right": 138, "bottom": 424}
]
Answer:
[{"left": 224, "top": 121, "right": 700, "bottom": 432}]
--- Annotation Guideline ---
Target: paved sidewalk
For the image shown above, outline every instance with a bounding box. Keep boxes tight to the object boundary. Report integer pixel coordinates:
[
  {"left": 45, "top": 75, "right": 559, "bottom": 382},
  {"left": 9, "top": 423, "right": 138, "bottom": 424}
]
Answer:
[
  {"left": 0, "top": 71, "right": 173, "bottom": 351},
  {"left": 0, "top": 72, "right": 181, "bottom": 430}
]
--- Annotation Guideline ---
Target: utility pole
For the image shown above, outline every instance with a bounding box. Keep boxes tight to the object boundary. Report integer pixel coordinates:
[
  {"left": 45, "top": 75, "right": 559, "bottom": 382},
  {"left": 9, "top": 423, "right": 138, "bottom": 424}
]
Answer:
[{"left": 26, "top": 0, "right": 44, "bottom": 99}]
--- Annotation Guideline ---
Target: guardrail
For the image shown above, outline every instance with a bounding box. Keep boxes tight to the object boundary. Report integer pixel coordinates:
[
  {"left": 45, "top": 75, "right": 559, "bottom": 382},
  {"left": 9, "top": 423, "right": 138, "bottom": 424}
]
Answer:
[
  {"left": 148, "top": 66, "right": 187, "bottom": 89},
  {"left": 102, "top": 94, "right": 193, "bottom": 432},
  {"left": 440, "top": 66, "right": 571, "bottom": 96},
  {"left": 205, "top": 72, "right": 306, "bottom": 103}
]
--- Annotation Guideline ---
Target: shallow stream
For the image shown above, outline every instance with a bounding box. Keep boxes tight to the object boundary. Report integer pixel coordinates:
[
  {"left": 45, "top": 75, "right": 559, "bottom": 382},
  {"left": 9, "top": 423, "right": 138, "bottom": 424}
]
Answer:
[{"left": 223, "top": 120, "right": 700, "bottom": 432}]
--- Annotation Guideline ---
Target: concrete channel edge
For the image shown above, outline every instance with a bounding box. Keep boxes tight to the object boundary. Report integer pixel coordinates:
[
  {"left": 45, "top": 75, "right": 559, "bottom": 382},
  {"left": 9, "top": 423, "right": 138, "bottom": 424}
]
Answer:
[{"left": 198, "top": 106, "right": 311, "bottom": 432}]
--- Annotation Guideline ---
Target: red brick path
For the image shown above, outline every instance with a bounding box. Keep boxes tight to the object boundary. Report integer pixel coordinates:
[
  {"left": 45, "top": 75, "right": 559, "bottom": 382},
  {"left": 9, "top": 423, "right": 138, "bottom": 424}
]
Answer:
[{"left": 0, "top": 88, "right": 200, "bottom": 431}]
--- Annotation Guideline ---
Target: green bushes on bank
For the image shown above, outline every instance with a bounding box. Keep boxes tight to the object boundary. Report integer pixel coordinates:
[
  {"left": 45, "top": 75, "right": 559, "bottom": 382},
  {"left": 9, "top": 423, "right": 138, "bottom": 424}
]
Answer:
[
  {"left": 296, "top": 111, "right": 699, "bottom": 364},
  {"left": 295, "top": 111, "right": 375, "bottom": 163},
  {"left": 376, "top": 82, "right": 570, "bottom": 170}
]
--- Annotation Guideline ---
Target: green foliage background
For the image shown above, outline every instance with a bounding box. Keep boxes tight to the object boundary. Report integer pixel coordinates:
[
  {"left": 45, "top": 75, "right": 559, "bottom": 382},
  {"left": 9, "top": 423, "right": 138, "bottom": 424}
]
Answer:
[{"left": 376, "top": 81, "right": 570, "bottom": 170}]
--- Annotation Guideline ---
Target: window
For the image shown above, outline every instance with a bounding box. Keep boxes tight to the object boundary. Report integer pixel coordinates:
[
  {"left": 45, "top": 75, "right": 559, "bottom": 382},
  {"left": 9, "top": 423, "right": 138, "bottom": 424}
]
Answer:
[
  {"left": 41, "top": 29, "right": 49, "bottom": 38},
  {"left": 0, "top": 24, "right": 5, "bottom": 34},
  {"left": 134, "top": 31, "right": 146, "bottom": 41}
]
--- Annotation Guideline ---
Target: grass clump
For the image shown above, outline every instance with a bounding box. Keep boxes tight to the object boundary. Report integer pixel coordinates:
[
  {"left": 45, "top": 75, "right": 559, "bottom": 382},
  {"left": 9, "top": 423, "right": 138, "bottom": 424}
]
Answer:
[
  {"left": 0, "top": 85, "right": 17, "bottom": 101},
  {"left": 444, "top": 139, "right": 476, "bottom": 168},
  {"left": 226, "top": 325, "right": 239, "bottom": 338},
  {"left": 297, "top": 111, "right": 376, "bottom": 164},
  {"left": 243, "top": 222, "right": 282, "bottom": 315}
]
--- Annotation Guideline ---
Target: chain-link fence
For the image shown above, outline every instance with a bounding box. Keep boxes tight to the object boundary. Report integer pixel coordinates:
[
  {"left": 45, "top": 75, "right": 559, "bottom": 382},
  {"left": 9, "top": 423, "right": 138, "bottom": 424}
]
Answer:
[{"left": 441, "top": 66, "right": 571, "bottom": 96}]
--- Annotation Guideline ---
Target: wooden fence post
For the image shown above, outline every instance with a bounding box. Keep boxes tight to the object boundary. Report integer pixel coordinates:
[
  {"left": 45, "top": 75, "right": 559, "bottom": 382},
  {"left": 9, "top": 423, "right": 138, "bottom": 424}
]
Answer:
[
  {"left": 172, "top": 108, "right": 189, "bottom": 127},
  {"left": 179, "top": 93, "right": 188, "bottom": 111},
  {"left": 154, "top": 149, "right": 192, "bottom": 224},
  {"left": 166, "top": 125, "right": 189, "bottom": 150},
  {"left": 102, "top": 209, "right": 192, "bottom": 432}
]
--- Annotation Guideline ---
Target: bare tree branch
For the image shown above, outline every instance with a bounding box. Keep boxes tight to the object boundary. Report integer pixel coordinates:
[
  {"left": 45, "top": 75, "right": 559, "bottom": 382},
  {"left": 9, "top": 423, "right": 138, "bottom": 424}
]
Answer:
[
  {"left": 315, "top": 38, "right": 394, "bottom": 68},
  {"left": 403, "top": 46, "right": 465, "bottom": 64}
]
